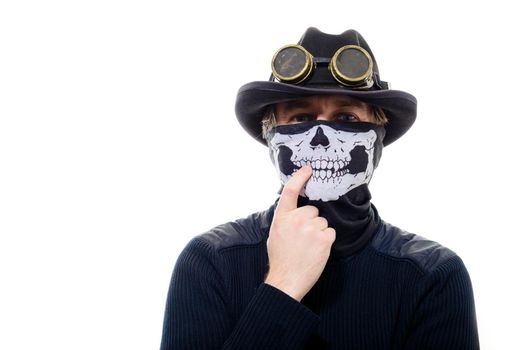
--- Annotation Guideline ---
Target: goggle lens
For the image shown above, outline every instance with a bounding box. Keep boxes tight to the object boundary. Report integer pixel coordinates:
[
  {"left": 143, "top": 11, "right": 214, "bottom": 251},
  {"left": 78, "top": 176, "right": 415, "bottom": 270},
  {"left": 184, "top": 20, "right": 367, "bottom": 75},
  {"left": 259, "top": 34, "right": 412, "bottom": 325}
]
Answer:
[
  {"left": 271, "top": 45, "right": 314, "bottom": 84},
  {"left": 333, "top": 46, "right": 372, "bottom": 82}
]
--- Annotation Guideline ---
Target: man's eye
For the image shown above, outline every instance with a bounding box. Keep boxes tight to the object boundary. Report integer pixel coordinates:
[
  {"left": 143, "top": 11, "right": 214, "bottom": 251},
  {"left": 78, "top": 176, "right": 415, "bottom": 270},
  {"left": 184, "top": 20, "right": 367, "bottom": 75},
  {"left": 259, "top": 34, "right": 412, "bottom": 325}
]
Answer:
[
  {"left": 291, "top": 114, "right": 314, "bottom": 123},
  {"left": 337, "top": 113, "right": 360, "bottom": 122}
]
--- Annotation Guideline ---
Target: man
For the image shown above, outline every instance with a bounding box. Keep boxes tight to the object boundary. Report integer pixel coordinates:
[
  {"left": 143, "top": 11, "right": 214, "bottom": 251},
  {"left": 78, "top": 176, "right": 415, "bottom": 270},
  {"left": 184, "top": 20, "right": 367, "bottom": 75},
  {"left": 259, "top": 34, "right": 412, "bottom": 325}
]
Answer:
[{"left": 160, "top": 28, "right": 479, "bottom": 349}]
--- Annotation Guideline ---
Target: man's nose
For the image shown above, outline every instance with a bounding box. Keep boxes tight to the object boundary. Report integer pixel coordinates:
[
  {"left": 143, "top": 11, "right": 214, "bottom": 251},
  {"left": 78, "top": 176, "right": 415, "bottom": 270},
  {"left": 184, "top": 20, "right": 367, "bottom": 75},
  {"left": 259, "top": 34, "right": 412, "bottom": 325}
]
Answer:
[{"left": 310, "top": 127, "right": 329, "bottom": 147}]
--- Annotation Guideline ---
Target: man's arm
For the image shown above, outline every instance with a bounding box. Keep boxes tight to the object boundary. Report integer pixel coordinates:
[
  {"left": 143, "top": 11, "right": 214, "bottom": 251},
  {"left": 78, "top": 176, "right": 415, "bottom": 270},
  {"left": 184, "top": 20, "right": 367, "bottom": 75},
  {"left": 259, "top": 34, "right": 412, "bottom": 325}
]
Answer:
[
  {"left": 160, "top": 166, "right": 336, "bottom": 349},
  {"left": 159, "top": 237, "right": 319, "bottom": 350},
  {"left": 403, "top": 256, "right": 480, "bottom": 350}
]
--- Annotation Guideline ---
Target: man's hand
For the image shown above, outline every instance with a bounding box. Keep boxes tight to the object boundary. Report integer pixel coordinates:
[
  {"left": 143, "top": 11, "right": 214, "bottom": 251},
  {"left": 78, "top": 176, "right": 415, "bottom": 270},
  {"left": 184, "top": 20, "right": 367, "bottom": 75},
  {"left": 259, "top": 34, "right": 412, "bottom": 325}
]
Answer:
[{"left": 264, "top": 166, "right": 336, "bottom": 302}]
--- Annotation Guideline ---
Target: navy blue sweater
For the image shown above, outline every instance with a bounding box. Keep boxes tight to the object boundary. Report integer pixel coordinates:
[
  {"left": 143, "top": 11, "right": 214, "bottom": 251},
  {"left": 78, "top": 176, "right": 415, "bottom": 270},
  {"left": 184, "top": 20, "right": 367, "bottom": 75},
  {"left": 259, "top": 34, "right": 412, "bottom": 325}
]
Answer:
[{"left": 160, "top": 205, "right": 479, "bottom": 349}]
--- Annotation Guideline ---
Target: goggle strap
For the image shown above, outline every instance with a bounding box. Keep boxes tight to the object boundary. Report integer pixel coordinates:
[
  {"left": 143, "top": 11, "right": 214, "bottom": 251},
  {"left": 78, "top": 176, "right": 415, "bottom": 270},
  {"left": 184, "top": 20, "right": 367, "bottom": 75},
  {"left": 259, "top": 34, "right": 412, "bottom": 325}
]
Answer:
[
  {"left": 313, "top": 57, "right": 332, "bottom": 64},
  {"left": 269, "top": 73, "right": 390, "bottom": 90},
  {"left": 373, "top": 72, "right": 390, "bottom": 90}
]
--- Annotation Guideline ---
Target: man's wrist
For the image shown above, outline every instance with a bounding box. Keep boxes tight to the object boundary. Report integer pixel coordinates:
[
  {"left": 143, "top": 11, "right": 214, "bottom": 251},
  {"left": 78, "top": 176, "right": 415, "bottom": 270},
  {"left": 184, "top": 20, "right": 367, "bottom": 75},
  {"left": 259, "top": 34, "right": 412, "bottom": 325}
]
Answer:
[{"left": 264, "top": 275, "right": 304, "bottom": 302}]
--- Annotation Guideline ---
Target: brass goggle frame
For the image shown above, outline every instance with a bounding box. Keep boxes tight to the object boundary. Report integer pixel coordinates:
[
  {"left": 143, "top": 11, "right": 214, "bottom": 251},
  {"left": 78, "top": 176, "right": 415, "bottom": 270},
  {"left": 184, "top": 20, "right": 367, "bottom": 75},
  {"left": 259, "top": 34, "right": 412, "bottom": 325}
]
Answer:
[{"left": 271, "top": 44, "right": 374, "bottom": 89}]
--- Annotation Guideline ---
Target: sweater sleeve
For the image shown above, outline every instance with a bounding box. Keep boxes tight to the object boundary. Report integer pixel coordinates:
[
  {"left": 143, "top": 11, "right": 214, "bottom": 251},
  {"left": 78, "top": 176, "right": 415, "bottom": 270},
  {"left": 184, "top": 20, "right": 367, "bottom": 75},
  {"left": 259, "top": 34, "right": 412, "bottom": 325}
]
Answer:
[
  {"left": 403, "top": 255, "right": 480, "bottom": 350},
  {"left": 160, "top": 237, "right": 319, "bottom": 350}
]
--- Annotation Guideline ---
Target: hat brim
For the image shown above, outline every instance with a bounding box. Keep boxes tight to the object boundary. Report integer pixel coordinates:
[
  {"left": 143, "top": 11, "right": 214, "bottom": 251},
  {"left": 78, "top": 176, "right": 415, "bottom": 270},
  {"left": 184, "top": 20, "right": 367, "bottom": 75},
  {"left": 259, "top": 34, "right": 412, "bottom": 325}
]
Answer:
[{"left": 235, "top": 81, "right": 417, "bottom": 147}]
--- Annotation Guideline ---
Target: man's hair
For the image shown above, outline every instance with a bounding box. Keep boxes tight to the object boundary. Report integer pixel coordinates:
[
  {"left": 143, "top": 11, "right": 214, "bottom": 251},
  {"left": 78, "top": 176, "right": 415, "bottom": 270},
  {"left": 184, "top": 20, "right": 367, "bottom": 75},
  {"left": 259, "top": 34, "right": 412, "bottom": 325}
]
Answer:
[{"left": 261, "top": 103, "right": 388, "bottom": 140}]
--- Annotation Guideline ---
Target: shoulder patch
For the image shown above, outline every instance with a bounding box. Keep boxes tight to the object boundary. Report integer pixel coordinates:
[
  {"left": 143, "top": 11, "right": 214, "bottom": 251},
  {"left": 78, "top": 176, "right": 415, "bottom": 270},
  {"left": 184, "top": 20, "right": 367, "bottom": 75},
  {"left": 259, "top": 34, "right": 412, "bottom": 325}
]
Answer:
[
  {"left": 371, "top": 222, "right": 457, "bottom": 274},
  {"left": 197, "top": 204, "right": 275, "bottom": 252}
]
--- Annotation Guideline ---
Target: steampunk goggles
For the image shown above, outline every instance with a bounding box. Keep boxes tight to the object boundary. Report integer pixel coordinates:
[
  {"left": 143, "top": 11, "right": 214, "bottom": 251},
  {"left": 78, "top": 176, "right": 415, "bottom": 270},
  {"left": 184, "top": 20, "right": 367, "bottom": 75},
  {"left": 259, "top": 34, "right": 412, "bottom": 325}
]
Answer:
[{"left": 271, "top": 44, "right": 375, "bottom": 89}]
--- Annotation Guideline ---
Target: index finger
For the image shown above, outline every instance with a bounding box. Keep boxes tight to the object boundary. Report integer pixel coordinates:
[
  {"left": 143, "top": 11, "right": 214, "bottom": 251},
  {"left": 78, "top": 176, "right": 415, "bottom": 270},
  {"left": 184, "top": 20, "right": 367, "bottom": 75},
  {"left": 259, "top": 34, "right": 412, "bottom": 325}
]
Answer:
[{"left": 275, "top": 166, "right": 312, "bottom": 213}]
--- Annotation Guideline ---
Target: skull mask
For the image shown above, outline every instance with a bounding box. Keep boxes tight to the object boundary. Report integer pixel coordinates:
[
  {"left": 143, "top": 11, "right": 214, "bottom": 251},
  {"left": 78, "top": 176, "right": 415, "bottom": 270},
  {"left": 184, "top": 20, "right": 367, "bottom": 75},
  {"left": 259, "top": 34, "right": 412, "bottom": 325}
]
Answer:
[{"left": 268, "top": 121, "right": 384, "bottom": 202}]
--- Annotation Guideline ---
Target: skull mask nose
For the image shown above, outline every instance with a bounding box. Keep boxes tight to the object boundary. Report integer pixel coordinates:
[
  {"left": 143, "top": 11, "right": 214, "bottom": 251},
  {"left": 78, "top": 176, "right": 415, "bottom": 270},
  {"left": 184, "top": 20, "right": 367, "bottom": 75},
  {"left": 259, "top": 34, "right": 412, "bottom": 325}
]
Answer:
[{"left": 310, "top": 127, "right": 330, "bottom": 147}]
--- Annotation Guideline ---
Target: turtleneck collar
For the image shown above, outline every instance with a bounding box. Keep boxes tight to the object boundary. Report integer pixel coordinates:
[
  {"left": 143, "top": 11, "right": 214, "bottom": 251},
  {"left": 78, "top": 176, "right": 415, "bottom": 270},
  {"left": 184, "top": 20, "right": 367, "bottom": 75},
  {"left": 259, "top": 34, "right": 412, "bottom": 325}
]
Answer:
[{"left": 296, "top": 184, "right": 381, "bottom": 260}]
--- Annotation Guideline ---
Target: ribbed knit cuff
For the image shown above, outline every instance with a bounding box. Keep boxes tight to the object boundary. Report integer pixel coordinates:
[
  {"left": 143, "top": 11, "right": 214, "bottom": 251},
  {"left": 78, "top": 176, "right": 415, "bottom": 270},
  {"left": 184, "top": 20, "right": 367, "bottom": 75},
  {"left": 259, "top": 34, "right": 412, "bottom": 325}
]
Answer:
[{"left": 224, "top": 283, "right": 319, "bottom": 349}]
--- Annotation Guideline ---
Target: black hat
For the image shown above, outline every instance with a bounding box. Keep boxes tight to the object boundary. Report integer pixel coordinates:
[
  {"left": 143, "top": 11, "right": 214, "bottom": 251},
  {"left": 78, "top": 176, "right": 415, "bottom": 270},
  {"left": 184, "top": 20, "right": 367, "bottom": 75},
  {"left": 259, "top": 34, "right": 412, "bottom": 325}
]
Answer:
[{"left": 235, "top": 27, "right": 417, "bottom": 146}]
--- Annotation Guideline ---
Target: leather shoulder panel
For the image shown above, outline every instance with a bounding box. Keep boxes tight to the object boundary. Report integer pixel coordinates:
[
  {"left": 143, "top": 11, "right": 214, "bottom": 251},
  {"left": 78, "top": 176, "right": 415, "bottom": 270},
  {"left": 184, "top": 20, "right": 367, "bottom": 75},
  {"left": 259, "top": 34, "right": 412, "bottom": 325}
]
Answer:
[
  {"left": 371, "top": 221, "right": 457, "bottom": 274},
  {"left": 198, "top": 204, "right": 276, "bottom": 252}
]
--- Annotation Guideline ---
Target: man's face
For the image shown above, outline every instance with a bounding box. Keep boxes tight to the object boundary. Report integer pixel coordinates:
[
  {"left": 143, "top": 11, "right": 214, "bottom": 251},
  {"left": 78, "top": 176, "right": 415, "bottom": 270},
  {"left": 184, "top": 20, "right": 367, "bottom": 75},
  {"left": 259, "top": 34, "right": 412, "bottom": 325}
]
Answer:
[
  {"left": 274, "top": 95, "right": 376, "bottom": 125},
  {"left": 268, "top": 95, "right": 382, "bottom": 202}
]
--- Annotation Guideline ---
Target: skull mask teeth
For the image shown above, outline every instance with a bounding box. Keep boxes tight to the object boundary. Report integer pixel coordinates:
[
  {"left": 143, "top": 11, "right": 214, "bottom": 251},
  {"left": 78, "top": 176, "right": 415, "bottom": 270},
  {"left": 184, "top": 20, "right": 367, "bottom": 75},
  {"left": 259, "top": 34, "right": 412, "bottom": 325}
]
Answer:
[{"left": 269, "top": 124, "right": 378, "bottom": 202}]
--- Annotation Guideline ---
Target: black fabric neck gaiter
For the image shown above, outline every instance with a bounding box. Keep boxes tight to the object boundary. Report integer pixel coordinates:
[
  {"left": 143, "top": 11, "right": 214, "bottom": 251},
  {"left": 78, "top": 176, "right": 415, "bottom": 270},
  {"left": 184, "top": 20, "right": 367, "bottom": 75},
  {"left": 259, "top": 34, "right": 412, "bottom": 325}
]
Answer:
[
  {"left": 268, "top": 121, "right": 385, "bottom": 260},
  {"left": 296, "top": 185, "right": 380, "bottom": 260}
]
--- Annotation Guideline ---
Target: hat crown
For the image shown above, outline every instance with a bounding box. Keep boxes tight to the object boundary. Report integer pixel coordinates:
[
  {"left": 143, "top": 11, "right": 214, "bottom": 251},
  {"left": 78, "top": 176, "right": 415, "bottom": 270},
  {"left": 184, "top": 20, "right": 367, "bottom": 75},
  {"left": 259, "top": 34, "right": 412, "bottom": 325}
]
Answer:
[{"left": 299, "top": 27, "right": 375, "bottom": 62}]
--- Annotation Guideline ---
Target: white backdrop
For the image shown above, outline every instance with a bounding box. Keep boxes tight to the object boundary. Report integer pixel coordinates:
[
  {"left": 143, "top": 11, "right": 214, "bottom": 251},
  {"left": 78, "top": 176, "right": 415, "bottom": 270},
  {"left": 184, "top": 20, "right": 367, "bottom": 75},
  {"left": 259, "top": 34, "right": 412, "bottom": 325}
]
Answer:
[{"left": 1, "top": 1, "right": 522, "bottom": 349}]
